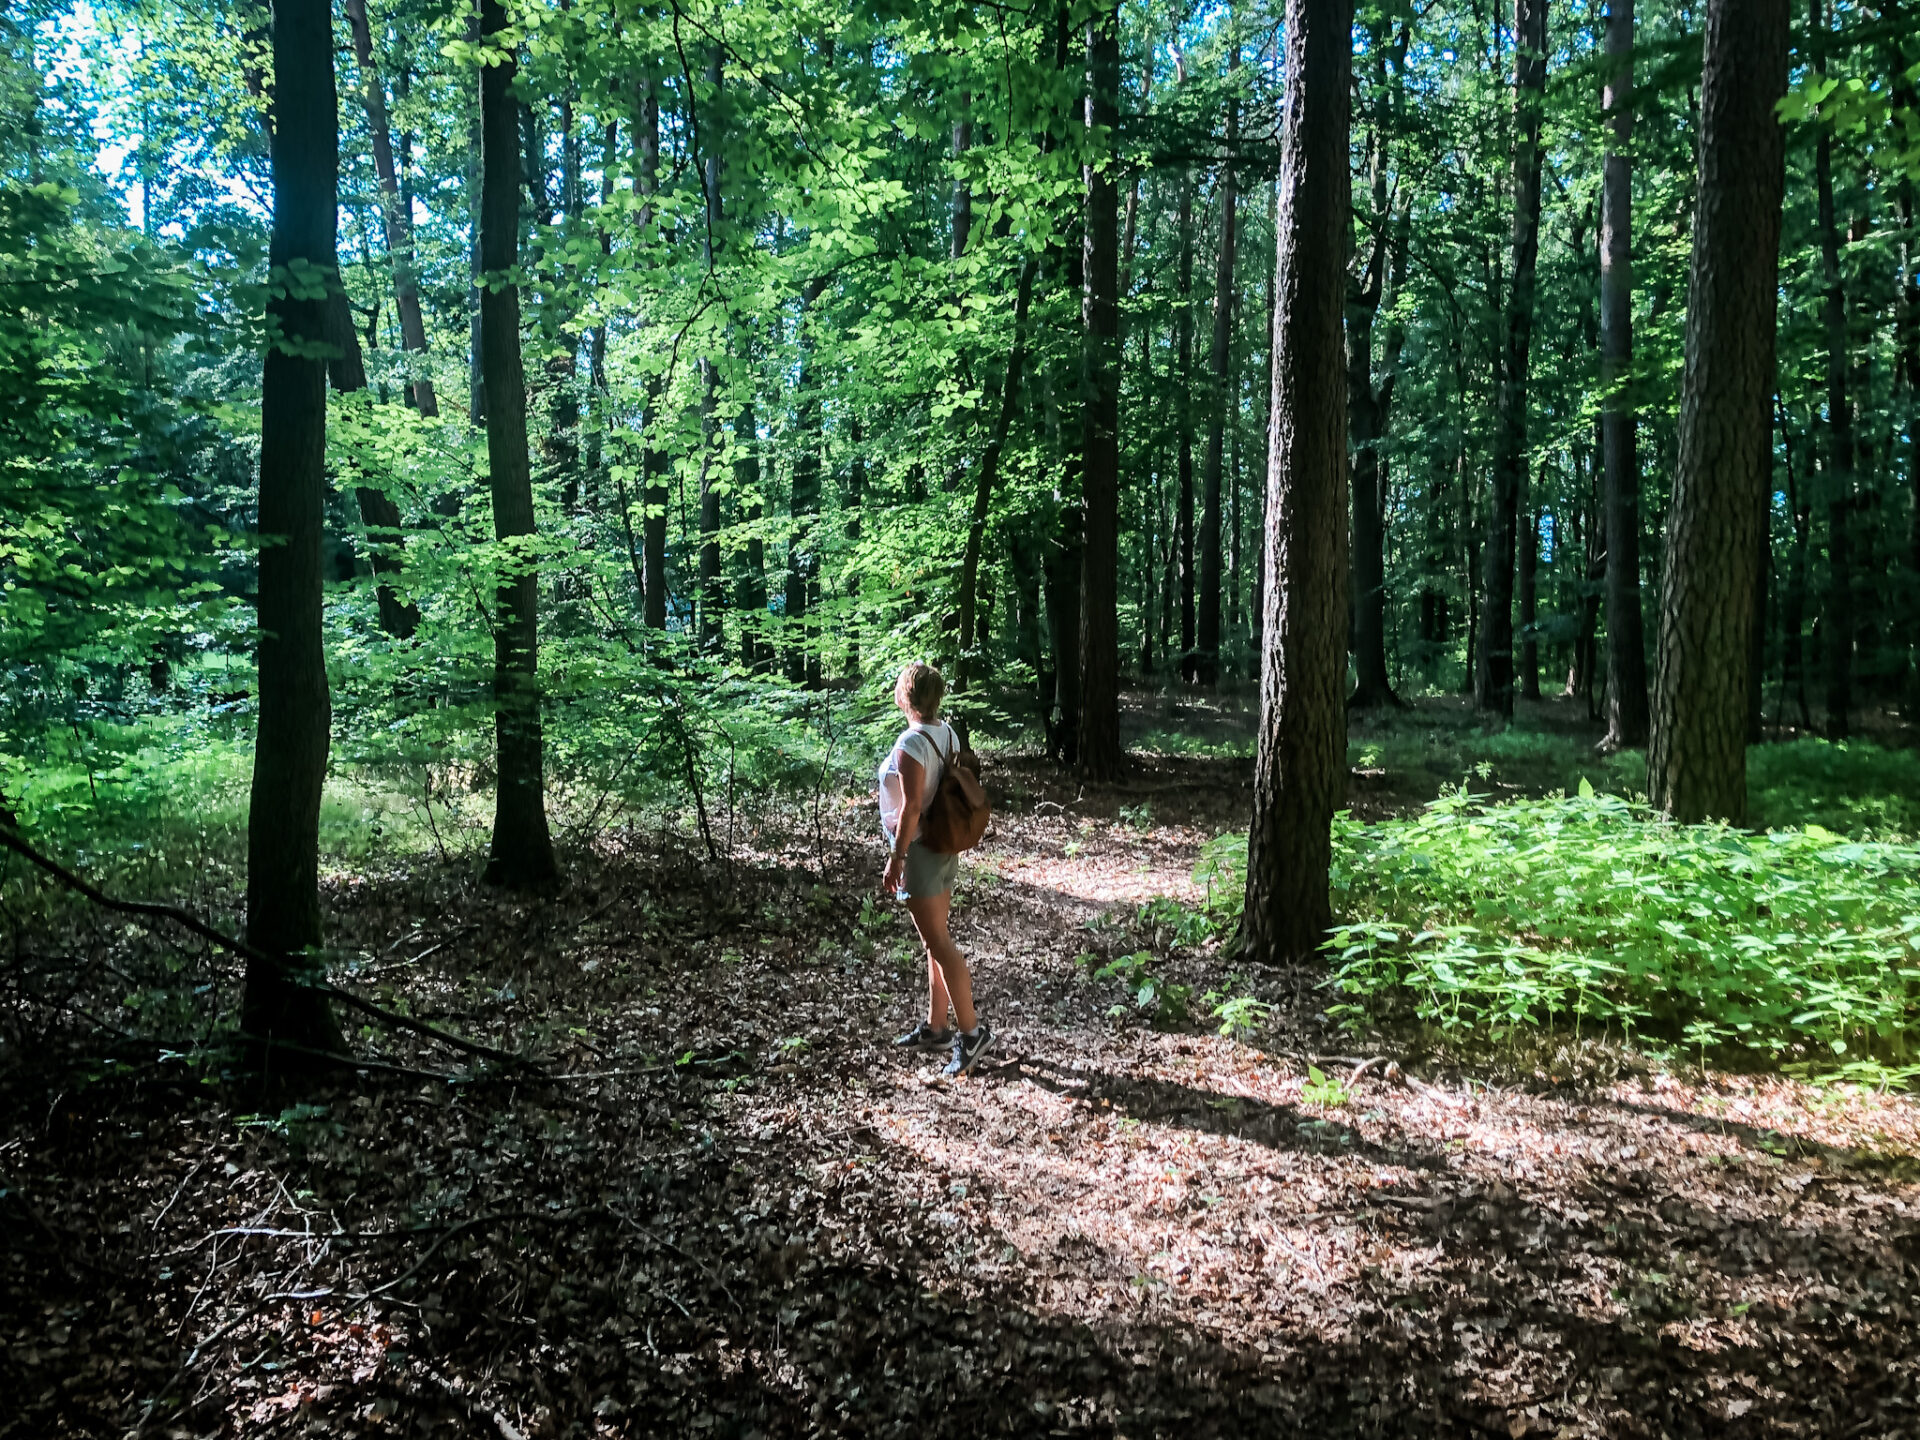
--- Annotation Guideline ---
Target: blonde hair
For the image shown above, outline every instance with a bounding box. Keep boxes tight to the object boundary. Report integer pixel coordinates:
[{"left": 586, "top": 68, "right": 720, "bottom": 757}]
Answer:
[{"left": 894, "top": 662, "right": 945, "bottom": 721}]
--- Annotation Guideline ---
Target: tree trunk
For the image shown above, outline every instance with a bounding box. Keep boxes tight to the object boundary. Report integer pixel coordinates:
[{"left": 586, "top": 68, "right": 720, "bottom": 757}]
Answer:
[
  {"left": 1196, "top": 47, "right": 1240, "bottom": 688},
  {"left": 786, "top": 276, "right": 829, "bottom": 689},
  {"left": 636, "top": 81, "right": 668, "bottom": 632},
  {"left": 698, "top": 51, "right": 727, "bottom": 655},
  {"left": 1241, "top": 0, "right": 1351, "bottom": 965},
  {"left": 344, "top": 0, "right": 437, "bottom": 417},
  {"left": 244, "top": 0, "right": 346, "bottom": 1066},
  {"left": 1077, "top": 3, "right": 1123, "bottom": 779},
  {"left": 1176, "top": 165, "right": 1196, "bottom": 683},
  {"left": 1475, "top": 0, "right": 1549, "bottom": 717},
  {"left": 465, "top": 6, "right": 484, "bottom": 429},
  {"left": 1347, "top": 84, "right": 1405, "bottom": 709},
  {"left": 479, "top": 0, "right": 557, "bottom": 887},
  {"left": 1647, "top": 0, "right": 1788, "bottom": 824},
  {"left": 1518, "top": 498, "right": 1539, "bottom": 699},
  {"left": 1600, "top": 0, "right": 1650, "bottom": 749},
  {"left": 737, "top": 386, "right": 768, "bottom": 670},
  {"left": 1777, "top": 398, "right": 1814, "bottom": 729},
  {"left": 323, "top": 286, "right": 419, "bottom": 639},
  {"left": 1812, "top": 0, "right": 1853, "bottom": 740},
  {"left": 959, "top": 257, "right": 1039, "bottom": 688}
]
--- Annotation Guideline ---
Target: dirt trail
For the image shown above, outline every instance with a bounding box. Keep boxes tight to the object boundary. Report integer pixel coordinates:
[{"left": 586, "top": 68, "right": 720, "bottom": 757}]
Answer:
[{"left": 3, "top": 765, "right": 1919, "bottom": 1438}]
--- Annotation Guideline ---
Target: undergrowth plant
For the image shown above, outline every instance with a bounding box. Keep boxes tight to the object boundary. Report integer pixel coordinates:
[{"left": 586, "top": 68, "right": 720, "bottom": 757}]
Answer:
[{"left": 1192, "top": 785, "right": 1920, "bottom": 1073}]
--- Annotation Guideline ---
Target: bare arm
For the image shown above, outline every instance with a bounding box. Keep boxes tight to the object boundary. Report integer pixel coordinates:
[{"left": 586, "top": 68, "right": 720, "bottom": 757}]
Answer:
[{"left": 883, "top": 750, "right": 926, "bottom": 892}]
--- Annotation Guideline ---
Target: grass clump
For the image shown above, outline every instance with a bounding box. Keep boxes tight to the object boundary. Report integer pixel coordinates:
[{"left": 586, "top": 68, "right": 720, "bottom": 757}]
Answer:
[{"left": 1196, "top": 785, "right": 1920, "bottom": 1071}]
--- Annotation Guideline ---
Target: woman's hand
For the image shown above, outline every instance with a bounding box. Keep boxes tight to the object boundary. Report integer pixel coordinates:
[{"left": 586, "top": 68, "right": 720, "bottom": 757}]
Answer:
[{"left": 882, "top": 850, "right": 906, "bottom": 896}]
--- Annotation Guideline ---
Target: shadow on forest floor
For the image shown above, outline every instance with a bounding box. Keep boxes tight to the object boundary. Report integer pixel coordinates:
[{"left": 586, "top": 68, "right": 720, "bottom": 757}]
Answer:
[{"left": 4, "top": 731, "right": 1920, "bottom": 1439}]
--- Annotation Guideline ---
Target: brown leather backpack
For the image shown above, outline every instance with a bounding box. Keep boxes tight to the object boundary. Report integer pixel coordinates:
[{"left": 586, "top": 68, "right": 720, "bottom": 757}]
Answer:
[{"left": 921, "top": 728, "right": 991, "bottom": 854}]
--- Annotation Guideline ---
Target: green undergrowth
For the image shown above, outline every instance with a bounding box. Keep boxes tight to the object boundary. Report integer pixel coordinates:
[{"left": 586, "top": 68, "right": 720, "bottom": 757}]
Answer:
[{"left": 1191, "top": 785, "right": 1920, "bottom": 1080}]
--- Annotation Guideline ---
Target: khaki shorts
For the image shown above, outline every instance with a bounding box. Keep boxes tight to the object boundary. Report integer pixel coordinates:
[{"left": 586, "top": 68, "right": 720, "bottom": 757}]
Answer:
[{"left": 899, "top": 838, "right": 959, "bottom": 900}]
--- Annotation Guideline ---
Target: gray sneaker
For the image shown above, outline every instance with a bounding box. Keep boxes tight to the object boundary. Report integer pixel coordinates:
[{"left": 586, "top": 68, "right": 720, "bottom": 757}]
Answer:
[
  {"left": 943, "top": 1024, "right": 995, "bottom": 1077},
  {"left": 894, "top": 1021, "right": 953, "bottom": 1049}
]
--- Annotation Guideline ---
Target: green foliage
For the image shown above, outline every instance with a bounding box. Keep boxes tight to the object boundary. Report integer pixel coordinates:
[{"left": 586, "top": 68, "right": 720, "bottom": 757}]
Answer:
[
  {"left": 1300, "top": 1065, "right": 1350, "bottom": 1107},
  {"left": 1200, "top": 786, "right": 1920, "bottom": 1069}
]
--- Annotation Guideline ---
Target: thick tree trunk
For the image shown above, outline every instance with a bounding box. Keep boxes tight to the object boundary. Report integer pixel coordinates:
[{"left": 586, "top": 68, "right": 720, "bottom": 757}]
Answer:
[
  {"left": 1600, "top": 0, "right": 1650, "bottom": 749},
  {"left": 1241, "top": 0, "right": 1351, "bottom": 965},
  {"left": 479, "top": 0, "right": 556, "bottom": 887},
  {"left": 344, "top": 0, "right": 437, "bottom": 417},
  {"left": 958, "top": 257, "right": 1039, "bottom": 689},
  {"left": 1647, "top": 0, "right": 1788, "bottom": 824},
  {"left": 1475, "top": 0, "right": 1549, "bottom": 717},
  {"left": 244, "top": 0, "right": 346, "bottom": 1066},
  {"left": 323, "top": 286, "right": 419, "bottom": 639},
  {"left": 1812, "top": 0, "right": 1853, "bottom": 740},
  {"left": 1196, "top": 51, "right": 1240, "bottom": 689},
  {"left": 1077, "top": 3, "right": 1124, "bottom": 780}
]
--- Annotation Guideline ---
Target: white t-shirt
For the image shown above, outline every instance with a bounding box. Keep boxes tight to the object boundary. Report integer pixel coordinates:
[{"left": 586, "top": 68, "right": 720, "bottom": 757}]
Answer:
[{"left": 877, "top": 719, "right": 956, "bottom": 842}]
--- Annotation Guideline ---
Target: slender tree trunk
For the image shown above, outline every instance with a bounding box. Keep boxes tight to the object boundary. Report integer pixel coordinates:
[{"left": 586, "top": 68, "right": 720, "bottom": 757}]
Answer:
[
  {"left": 1347, "top": 107, "right": 1405, "bottom": 709},
  {"left": 1518, "top": 498, "right": 1539, "bottom": 699},
  {"left": 1196, "top": 46, "right": 1240, "bottom": 688},
  {"left": 1600, "top": 0, "right": 1649, "bottom": 748},
  {"left": 1647, "top": 0, "right": 1788, "bottom": 823},
  {"left": 1476, "top": 0, "right": 1549, "bottom": 716},
  {"left": 344, "top": 0, "right": 437, "bottom": 417},
  {"left": 1242, "top": 0, "right": 1351, "bottom": 964},
  {"left": 1902, "top": 184, "right": 1920, "bottom": 717},
  {"left": 636, "top": 82, "right": 669, "bottom": 631},
  {"left": 584, "top": 118, "right": 615, "bottom": 510},
  {"left": 1176, "top": 166, "right": 1196, "bottom": 682},
  {"left": 479, "top": 0, "right": 556, "bottom": 886},
  {"left": 786, "top": 276, "right": 828, "bottom": 689},
  {"left": 698, "top": 50, "right": 726, "bottom": 654},
  {"left": 959, "top": 257, "right": 1039, "bottom": 688},
  {"left": 324, "top": 286, "right": 419, "bottom": 639},
  {"left": 737, "top": 384, "right": 768, "bottom": 670},
  {"left": 1077, "top": 2, "right": 1124, "bottom": 779},
  {"left": 1812, "top": 0, "right": 1854, "bottom": 740},
  {"left": 1778, "top": 398, "right": 1814, "bottom": 729},
  {"left": 466, "top": 7, "right": 484, "bottom": 428},
  {"left": 244, "top": 0, "right": 346, "bottom": 1065}
]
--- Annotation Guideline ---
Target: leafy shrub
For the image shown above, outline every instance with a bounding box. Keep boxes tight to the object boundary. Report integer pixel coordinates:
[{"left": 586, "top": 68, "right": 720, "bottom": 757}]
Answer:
[{"left": 1197, "top": 786, "right": 1920, "bottom": 1066}]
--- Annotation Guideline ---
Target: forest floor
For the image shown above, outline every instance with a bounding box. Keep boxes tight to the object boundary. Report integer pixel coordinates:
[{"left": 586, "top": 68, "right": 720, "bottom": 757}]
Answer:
[{"left": 5, "top": 695, "right": 1920, "bottom": 1439}]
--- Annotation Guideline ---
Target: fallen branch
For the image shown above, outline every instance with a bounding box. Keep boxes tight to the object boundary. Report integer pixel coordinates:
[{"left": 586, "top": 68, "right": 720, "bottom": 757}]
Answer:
[{"left": 0, "top": 823, "right": 543, "bottom": 1075}]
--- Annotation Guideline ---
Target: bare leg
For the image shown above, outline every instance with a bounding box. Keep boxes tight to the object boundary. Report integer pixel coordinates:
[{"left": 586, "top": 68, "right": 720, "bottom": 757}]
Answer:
[
  {"left": 925, "top": 953, "right": 953, "bottom": 1030},
  {"left": 905, "top": 892, "right": 975, "bottom": 1033}
]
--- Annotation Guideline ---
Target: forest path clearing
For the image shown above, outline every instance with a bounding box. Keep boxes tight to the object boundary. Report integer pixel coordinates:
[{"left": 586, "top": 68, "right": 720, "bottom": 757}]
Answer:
[{"left": 5, "top": 766, "right": 1920, "bottom": 1439}]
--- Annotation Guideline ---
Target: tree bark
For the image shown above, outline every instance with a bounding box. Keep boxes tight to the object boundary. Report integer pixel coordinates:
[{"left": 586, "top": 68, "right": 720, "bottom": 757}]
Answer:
[
  {"left": 1077, "top": 2, "right": 1124, "bottom": 780},
  {"left": 959, "top": 257, "right": 1039, "bottom": 688},
  {"left": 1241, "top": 0, "right": 1351, "bottom": 965},
  {"left": 1176, "top": 162, "right": 1196, "bottom": 682},
  {"left": 244, "top": 0, "right": 346, "bottom": 1066},
  {"left": 636, "top": 81, "right": 669, "bottom": 632},
  {"left": 465, "top": 6, "right": 484, "bottom": 429},
  {"left": 1599, "top": 0, "right": 1650, "bottom": 748},
  {"left": 1196, "top": 45, "right": 1240, "bottom": 689},
  {"left": 698, "top": 50, "right": 727, "bottom": 655},
  {"left": 786, "top": 276, "right": 829, "bottom": 689},
  {"left": 1647, "top": 0, "right": 1788, "bottom": 824},
  {"left": 1475, "top": 0, "right": 1548, "bottom": 717},
  {"left": 479, "top": 0, "right": 556, "bottom": 887},
  {"left": 737, "top": 385, "right": 768, "bottom": 670},
  {"left": 1812, "top": 0, "right": 1853, "bottom": 740},
  {"left": 323, "top": 286, "right": 419, "bottom": 639},
  {"left": 344, "top": 0, "right": 437, "bottom": 417},
  {"left": 1347, "top": 58, "right": 1405, "bottom": 709},
  {"left": 1777, "top": 398, "right": 1815, "bottom": 729},
  {"left": 1518, "top": 497, "right": 1539, "bottom": 699}
]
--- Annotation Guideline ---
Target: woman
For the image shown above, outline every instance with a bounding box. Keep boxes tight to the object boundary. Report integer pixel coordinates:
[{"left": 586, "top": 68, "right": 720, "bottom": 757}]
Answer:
[{"left": 878, "top": 662, "right": 994, "bottom": 1076}]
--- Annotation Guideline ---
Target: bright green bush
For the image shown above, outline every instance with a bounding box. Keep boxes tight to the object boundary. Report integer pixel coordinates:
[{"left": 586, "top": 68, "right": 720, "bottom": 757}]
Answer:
[{"left": 1195, "top": 787, "right": 1920, "bottom": 1064}]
